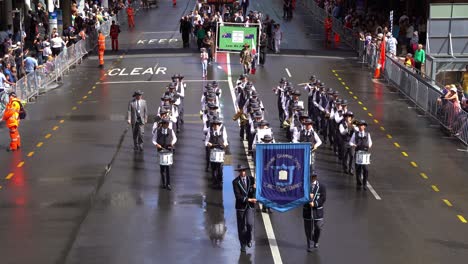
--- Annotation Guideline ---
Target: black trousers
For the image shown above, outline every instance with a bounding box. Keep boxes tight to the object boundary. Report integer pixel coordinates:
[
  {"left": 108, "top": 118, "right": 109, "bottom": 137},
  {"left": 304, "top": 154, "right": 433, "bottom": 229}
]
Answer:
[
  {"left": 342, "top": 146, "right": 354, "bottom": 171},
  {"left": 259, "top": 49, "right": 266, "bottom": 65},
  {"left": 240, "top": 123, "right": 248, "bottom": 140},
  {"left": 237, "top": 208, "right": 254, "bottom": 247},
  {"left": 304, "top": 218, "right": 324, "bottom": 246},
  {"left": 248, "top": 131, "right": 256, "bottom": 151},
  {"left": 356, "top": 164, "right": 369, "bottom": 185},
  {"left": 132, "top": 123, "right": 144, "bottom": 149},
  {"left": 160, "top": 165, "right": 170, "bottom": 186},
  {"left": 211, "top": 162, "right": 224, "bottom": 184}
]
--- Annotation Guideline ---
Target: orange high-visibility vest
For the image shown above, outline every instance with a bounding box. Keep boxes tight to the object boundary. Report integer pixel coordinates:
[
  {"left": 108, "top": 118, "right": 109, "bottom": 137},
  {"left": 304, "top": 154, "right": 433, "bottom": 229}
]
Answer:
[
  {"left": 2, "top": 98, "right": 21, "bottom": 128},
  {"left": 98, "top": 33, "right": 106, "bottom": 51}
]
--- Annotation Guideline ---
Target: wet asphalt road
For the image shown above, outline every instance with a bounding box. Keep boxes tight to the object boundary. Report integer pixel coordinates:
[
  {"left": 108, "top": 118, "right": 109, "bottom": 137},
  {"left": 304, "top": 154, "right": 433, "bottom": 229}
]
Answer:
[{"left": 1, "top": 0, "right": 468, "bottom": 263}]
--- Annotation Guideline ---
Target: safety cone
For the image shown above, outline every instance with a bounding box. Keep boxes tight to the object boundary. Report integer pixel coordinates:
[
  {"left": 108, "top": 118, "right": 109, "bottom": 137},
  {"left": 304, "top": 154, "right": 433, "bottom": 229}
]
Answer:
[{"left": 373, "top": 65, "right": 381, "bottom": 79}]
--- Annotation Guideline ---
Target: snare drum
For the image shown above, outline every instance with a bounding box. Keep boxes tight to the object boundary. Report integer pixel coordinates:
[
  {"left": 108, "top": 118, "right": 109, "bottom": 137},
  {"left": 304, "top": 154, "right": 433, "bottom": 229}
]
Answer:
[
  {"left": 210, "top": 148, "right": 225, "bottom": 163},
  {"left": 356, "top": 151, "right": 371, "bottom": 165},
  {"left": 159, "top": 150, "right": 173, "bottom": 166}
]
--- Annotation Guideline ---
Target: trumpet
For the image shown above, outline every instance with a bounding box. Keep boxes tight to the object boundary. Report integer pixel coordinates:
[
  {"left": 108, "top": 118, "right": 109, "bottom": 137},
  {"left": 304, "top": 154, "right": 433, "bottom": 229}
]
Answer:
[{"left": 233, "top": 110, "right": 248, "bottom": 125}]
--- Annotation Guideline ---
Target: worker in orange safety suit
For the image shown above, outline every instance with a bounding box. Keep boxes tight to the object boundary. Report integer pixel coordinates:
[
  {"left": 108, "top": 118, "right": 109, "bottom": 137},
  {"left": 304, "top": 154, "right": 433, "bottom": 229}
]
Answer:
[
  {"left": 127, "top": 6, "right": 135, "bottom": 28},
  {"left": 110, "top": 20, "right": 121, "bottom": 51},
  {"left": 98, "top": 30, "right": 106, "bottom": 67},
  {"left": 324, "top": 15, "right": 333, "bottom": 44},
  {"left": 2, "top": 92, "right": 21, "bottom": 152}
]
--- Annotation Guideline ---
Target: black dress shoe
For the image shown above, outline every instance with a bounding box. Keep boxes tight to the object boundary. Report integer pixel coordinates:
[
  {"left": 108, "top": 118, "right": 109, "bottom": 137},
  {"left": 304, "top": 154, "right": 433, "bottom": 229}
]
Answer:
[
  {"left": 262, "top": 207, "right": 267, "bottom": 213},
  {"left": 349, "top": 169, "right": 354, "bottom": 175},
  {"left": 313, "top": 243, "right": 319, "bottom": 248},
  {"left": 166, "top": 185, "right": 172, "bottom": 191},
  {"left": 240, "top": 245, "right": 246, "bottom": 252},
  {"left": 247, "top": 242, "right": 252, "bottom": 248},
  {"left": 161, "top": 184, "right": 166, "bottom": 189}
]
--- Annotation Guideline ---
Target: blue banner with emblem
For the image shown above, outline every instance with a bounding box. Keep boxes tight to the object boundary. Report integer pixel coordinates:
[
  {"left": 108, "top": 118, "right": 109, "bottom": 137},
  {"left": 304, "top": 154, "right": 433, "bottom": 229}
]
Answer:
[{"left": 255, "top": 143, "right": 311, "bottom": 212}]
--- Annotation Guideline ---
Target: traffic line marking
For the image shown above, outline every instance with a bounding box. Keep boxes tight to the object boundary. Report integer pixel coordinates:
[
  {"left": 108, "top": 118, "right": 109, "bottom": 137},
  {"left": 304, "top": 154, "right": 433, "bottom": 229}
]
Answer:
[
  {"left": 349, "top": 91, "right": 353, "bottom": 95},
  {"left": 45, "top": 134, "right": 52, "bottom": 139},
  {"left": 82, "top": 95, "right": 88, "bottom": 99},
  {"left": 59, "top": 119, "right": 65, "bottom": 124},
  {"left": 443, "top": 199, "right": 453, "bottom": 207},
  {"left": 92, "top": 86, "right": 96, "bottom": 89},
  {"left": 338, "top": 77, "right": 342, "bottom": 81},
  {"left": 88, "top": 91, "right": 93, "bottom": 94},
  {"left": 345, "top": 86, "right": 349, "bottom": 90},
  {"left": 374, "top": 119, "right": 379, "bottom": 124},
  {"left": 78, "top": 101, "right": 83, "bottom": 104},
  {"left": 341, "top": 82, "right": 346, "bottom": 85},
  {"left": 401, "top": 152, "right": 408, "bottom": 157},
  {"left": 27, "top": 151, "right": 35, "bottom": 157},
  {"left": 285, "top": 68, "right": 292, "bottom": 77},
  {"left": 411, "top": 161, "right": 418, "bottom": 168},
  {"left": 53, "top": 126, "right": 59, "bottom": 131},
  {"left": 431, "top": 185, "right": 439, "bottom": 192},
  {"left": 362, "top": 106, "right": 367, "bottom": 110},
  {"left": 368, "top": 113, "right": 373, "bottom": 117},
  {"left": 358, "top": 101, "right": 363, "bottom": 105},
  {"left": 387, "top": 134, "right": 393, "bottom": 139},
  {"left": 420, "top": 172, "right": 428, "bottom": 179},
  {"left": 458, "top": 215, "right": 467, "bottom": 223},
  {"left": 394, "top": 142, "right": 400, "bottom": 148},
  {"left": 17, "top": 161, "right": 25, "bottom": 168},
  {"left": 226, "top": 53, "right": 284, "bottom": 264},
  {"left": 353, "top": 95, "right": 358, "bottom": 99},
  {"left": 380, "top": 126, "right": 385, "bottom": 131},
  {"left": 37, "top": 142, "right": 44, "bottom": 147},
  {"left": 0, "top": 186, "right": 2, "bottom": 189},
  {"left": 334, "top": 73, "right": 339, "bottom": 77},
  {"left": 72, "top": 106, "right": 77, "bottom": 110},
  {"left": 6, "top": 173, "right": 14, "bottom": 180},
  {"left": 332, "top": 70, "right": 336, "bottom": 73}
]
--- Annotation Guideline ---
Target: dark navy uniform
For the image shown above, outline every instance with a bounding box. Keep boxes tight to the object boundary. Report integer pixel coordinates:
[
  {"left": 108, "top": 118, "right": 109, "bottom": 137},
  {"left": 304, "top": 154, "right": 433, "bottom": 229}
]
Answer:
[
  {"left": 303, "top": 178, "right": 326, "bottom": 251},
  {"left": 233, "top": 165, "right": 256, "bottom": 252}
]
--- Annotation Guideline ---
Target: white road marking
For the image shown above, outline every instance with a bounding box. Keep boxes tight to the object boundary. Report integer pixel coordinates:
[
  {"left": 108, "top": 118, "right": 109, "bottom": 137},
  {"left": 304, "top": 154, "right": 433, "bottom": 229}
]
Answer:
[
  {"left": 285, "top": 68, "right": 292, "bottom": 78},
  {"left": 269, "top": 54, "right": 354, "bottom": 59},
  {"left": 226, "top": 53, "right": 283, "bottom": 264},
  {"left": 97, "top": 80, "right": 229, "bottom": 84},
  {"left": 140, "top": 31, "right": 180, "bottom": 34},
  {"left": 367, "top": 183, "right": 382, "bottom": 200}
]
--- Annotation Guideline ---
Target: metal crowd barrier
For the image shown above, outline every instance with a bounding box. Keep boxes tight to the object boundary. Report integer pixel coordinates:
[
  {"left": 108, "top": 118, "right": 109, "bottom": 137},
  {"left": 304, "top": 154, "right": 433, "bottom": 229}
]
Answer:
[
  {"left": 384, "top": 56, "right": 468, "bottom": 145},
  {"left": 11, "top": 18, "right": 113, "bottom": 102}
]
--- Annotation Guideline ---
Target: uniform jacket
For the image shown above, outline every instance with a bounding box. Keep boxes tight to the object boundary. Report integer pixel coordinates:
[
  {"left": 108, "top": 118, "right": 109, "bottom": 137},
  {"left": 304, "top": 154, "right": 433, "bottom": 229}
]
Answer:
[
  {"left": 127, "top": 98, "right": 148, "bottom": 125},
  {"left": 233, "top": 175, "right": 256, "bottom": 210},
  {"left": 303, "top": 181, "right": 327, "bottom": 220}
]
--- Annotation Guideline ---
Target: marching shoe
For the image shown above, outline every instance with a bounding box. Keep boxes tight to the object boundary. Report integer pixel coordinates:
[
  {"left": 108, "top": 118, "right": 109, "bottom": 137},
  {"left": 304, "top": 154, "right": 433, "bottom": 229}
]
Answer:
[
  {"left": 240, "top": 245, "right": 247, "bottom": 252},
  {"left": 247, "top": 241, "right": 252, "bottom": 248},
  {"left": 262, "top": 207, "right": 267, "bottom": 213},
  {"left": 166, "top": 185, "right": 172, "bottom": 191},
  {"left": 313, "top": 243, "right": 319, "bottom": 248}
]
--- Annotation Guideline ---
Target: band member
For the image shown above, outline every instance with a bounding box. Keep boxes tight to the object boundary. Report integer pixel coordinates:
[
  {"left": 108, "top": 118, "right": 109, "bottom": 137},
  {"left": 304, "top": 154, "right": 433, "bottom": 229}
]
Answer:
[
  {"left": 312, "top": 82, "right": 325, "bottom": 131},
  {"left": 127, "top": 90, "right": 148, "bottom": 151},
  {"left": 339, "top": 111, "right": 357, "bottom": 175},
  {"left": 325, "top": 90, "right": 339, "bottom": 149},
  {"left": 330, "top": 98, "right": 342, "bottom": 157},
  {"left": 349, "top": 120, "right": 372, "bottom": 190},
  {"left": 203, "top": 103, "right": 220, "bottom": 135},
  {"left": 293, "top": 118, "right": 322, "bottom": 173},
  {"left": 258, "top": 134, "right": 275, "bottom": 214},
  {"left": 232, "top": 164, "right": 256, "bottom": 252},
  {"left": 303, "top": 173, "right": 326, "bottom": 251},
  {"left": 247, "top": 111, "right": 263, "bottom": 154},
  {"left": 205, "top": 116, "right": 229, "bottom": 187},
  {"left": 318, "top": 88, "right": 331, "bottom": 142},
  {"left": 153, "top": 118, "right": 177, "bottom": 190},
  {"left": 273, "top": 77, "right": 287, "bottom": 126}
]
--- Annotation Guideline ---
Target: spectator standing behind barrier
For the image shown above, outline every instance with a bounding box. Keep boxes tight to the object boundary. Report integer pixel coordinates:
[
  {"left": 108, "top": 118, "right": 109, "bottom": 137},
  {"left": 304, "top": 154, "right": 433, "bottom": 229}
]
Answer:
[
  {"left": 24, "top": 53, "right": 38, "bottom": 75},
  {"left": 42, "top": 42, "right": 52, "bottom": 62},
  {"left": 414, "top": 44, "right": 425, "bottom": 74},
  {"left": 259, "top": 32, "right": 267, "bottom": 66},
  {"left": 404, "top": 53, "right": 415, "bottom": 68},
  {"left": 50, "top": 33, "right": 67, "bottom": 57},
  {"left": 386, "top": 32, "right": 397, "bottom": 57},
  {"left": 461, "top": 65, "right": 468, "bottom": 97},
  {"left": 110, "top": 21, "right": 121, "bottom": 51}
]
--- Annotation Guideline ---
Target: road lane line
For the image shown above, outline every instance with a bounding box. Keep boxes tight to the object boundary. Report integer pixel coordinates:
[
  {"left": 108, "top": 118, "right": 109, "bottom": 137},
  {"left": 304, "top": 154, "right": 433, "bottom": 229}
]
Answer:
[
  {"left": 367, "top": 184, "right": 382, "bottom": 200},
  {"left": 341, "top": 82, "right": 346, "bottom": 85},
  {"left": 59, "top": 120, "right": 65, "bottom": 124},
  {"left": 338, "top": 77, "right": 342, "bottom": 81},
  {"left": 78, "top": 101, "right": 83, "bottom": 104},
  {"left": 362, "top": 106, "right": 367, "bottom": 110},
  {"left": 394, "top": 142, "right": 400, "bottom": 148},
  {"left": 373, "top": 119, "right": 379, "bottom": 124},
  {"left": 27, "top": 151, "right": 35, "bottom": 157},
  {"left": 37, "top": 142, "right": 44, "bottom": 147},
  {"left": 45, "top": 134, "right": 52, "bottom": 139},
  {"left": 387, "top": 134, "right": 392, "bottom": 139},
  {"left": 431, "top": 185, "right": 440, "bottom": 192},
  {"left": 285, "top": 68, "right": 292, "bottom": 77},
  {"left": 401, "top": 152, "right": 408, "bottom": 157},
  {"left": 82, "top": 96, "right": 88, "bottom": 99},
  {"left": 226, "top": 53, "right": 283, "bottom": 264},
  {"left": 97, "top": 80, "right": 230, "bottom": 84},
  {"left": 88, "top": 91, "right": 93, "bottom": 94},
  {"left": 353, "top": 96, "right": 358, "bottom": 99},
  {"left": 411, "top": 161, "right": 418, "bottom": 168},
  {"left": 349, "top": 91, "right": 353, "bottom": 95},
  {"left": 458, "top": 215, "right": 467, "bottom": 223},
  {"left": 53, "top": 126, "right": 59, "bottom": 131},
  {"left": 380, "top": 126, "right": 385, "bottom": 131},
  {"left": 420, "top": 172, "right": 428, "bottom": 179},
  {"left": 6, "top": 173, "right": 14, "bottom": 180},
  {"left": 358, "top": 101, "right": 363, "bottom": 105},
  {"left": 443, "top": 199, "right": 453, "bottom": 207},
  {"left": 368, "top": 113, "right": 373, "bottom": 117},
  {"left": 17, "top": 161, "right": 25, "bottom": 168},
  {"left": 72, "top": 106, "right": 77, "bottom": 110}
]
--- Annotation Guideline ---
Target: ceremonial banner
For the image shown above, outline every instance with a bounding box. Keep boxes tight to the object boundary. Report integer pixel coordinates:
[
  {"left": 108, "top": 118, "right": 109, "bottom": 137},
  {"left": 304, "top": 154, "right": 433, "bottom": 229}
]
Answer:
[
  {"left": 217, "top": 24, "right": 260, "bottom": 52},
  {"left": 255, "top": 143, "right": 311, "bottom": 212}
]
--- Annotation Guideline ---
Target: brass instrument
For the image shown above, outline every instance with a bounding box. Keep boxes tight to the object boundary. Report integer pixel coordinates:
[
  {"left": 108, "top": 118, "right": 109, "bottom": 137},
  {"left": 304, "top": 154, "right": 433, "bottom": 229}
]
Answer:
[{"left": 233, "top": 110, "right": 249, "bottom": 125}]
